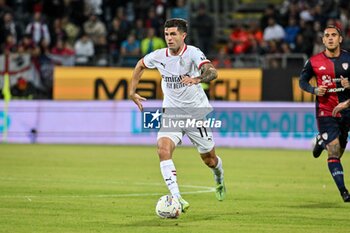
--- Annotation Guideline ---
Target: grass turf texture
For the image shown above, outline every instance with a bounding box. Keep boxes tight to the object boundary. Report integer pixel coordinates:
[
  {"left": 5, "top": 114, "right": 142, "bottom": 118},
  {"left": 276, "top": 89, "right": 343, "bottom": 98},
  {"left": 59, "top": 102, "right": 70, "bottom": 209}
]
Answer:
[{"left": 0, "top": 144, "right": 349, "bottom": 233}]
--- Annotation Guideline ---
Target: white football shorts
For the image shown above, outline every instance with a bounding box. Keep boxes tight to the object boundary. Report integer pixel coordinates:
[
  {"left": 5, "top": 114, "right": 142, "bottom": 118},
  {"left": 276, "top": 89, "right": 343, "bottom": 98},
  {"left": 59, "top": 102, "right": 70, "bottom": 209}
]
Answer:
[{"left": 157, "top": 126, "right": 215, "bottom": 153}]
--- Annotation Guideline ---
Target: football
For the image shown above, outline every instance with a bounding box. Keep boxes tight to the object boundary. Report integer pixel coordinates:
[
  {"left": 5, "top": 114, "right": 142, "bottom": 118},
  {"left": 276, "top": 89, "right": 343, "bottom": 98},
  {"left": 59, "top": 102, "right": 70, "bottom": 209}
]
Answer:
[{"left": 155, "top": 195, "right": 182, "bottom": 219}]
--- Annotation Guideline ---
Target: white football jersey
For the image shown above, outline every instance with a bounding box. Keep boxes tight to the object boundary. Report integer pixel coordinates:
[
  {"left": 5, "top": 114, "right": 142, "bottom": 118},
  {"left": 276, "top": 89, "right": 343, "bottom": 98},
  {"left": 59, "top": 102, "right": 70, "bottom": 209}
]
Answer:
[{"left": 143, "top": 44, "right": 212, "bottom": 109}]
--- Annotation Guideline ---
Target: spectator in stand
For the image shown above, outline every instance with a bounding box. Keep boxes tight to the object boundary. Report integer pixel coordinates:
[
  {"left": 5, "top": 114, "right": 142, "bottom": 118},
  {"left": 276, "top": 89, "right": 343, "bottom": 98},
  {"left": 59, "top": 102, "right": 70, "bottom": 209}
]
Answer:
[
  {"left": 108, "top": 17, "right": 128, "bottom": 43},
  {"left": 37, "top": 38, "right": 54, "bottom": 98},
  {"left": 293, "top": 33, "right": 309, "bottom": 54},
  {"left": 299, "top": 20, "right": 316, "bottom": 57},
  {"left": 134, "top": 18, "right": 146, "bottom": 41},
  {"left": 247, "top": 37, "right": 265, "bottom": 54},
  {"left": 107, "top": 17, "right": 126, "bottom": 65},
  {"left": 326, "top": 18, "right": 342, "bottom": 32},
  {"left": 280, "top": 42, "right": 291, "bottom": 54},
  {"left": 170, "top": 0, "right": 189, "bottom": 20},
  {"left": 83, "top": 13, "right": 107, "bottom": 44},
  {"left": 312, "top": 33, "right": 324, "bottom": 55},
  {"left": 104, "top": 0, "right": 126, "bottom": 20},
  {"left": 141, "top": 28, "right": 166, "bottom": 56},
  {"left": 266, "top": 40, "right": 280, "bottom": 54},
  {"left": 51, "top": 39, "right": 75, "bottom": 56},
  {"left": 313, "top": 4, "right": 328, "bottom": 29},
  {"left": 124, "top": 1, "right": 135, "bottom": 23},
  {"left": 42, "top": 0, "right": 65, "bottom": 25},
  {"left": 339, "top": 3, "right": 350, "bottom": 33},
  {"left": 50, "top": 38, "right": 75, "bottom": 66},
  {"left": 120, "top": 33, "right": 140, "bottom": 67},
  {"left": 65, "top": 0, "right": 86, "bottom": 26},
  {"left": 191, "top": 3, "right": 214, "bottom": 55},
  {"left": 299, "top": 3, "right": 314, "bottom": 23},
  {"left": 260, "top": 4, "right": 280, "bottom": 30},
  {"left": 114, "top": 6, "right": 131, "bottom": 36},
  {"left": 18, "top": 33, "right": 36, "bottom": 54},
  {"left": 265, "top": 40, "right": 282, "bottom": 68},
  {"left": 32, "top": 39, "right": 54, "bottom": 99},
  {"left": 0, "top": 0, "right": 13, "bottom": 18},
  {"left": 132, "top": 0, "right": 152, "bottom": 20},
  {"left": 1, "top": 34, "right": 17, "bottom": 54},
  {"left": 74, "top": 33, "right": 95, "bottom": 66},
  {"left": 11, "top": 77, "right": 36, "bottom": 99},
  {"left": 144, "top": 7, "right": 163, "bottom": 36},
  {"left": 229, "top": 23, "right": 251, "bottom": 54},
  {"left": 38, "top": 38, "right": 50, "bottom": 56},
  {"left": 50, "top": 18, "right": 68, "bottom": 49},
  {"left": 279, "top": 1, "right": 300, "bottom": 27},
  {"left": 25, "top": 11, "right": 50, "bottom": 45},
  {"left": 263, "top": 17, "right": 285, "bottom": 42},
  {"left": 85, "top": 0, "right": 103, "bottom": 17},
  {"left": 284, "top": 17, "right": 300, "bottom": 50},
  {"left": 312, "top": 21, "right": 324, "bottom": 55},
  {"left": 247, "top": 21, "right": 263, "bottom": 44},
  {"left": 0, "top": 11, "right": 22, "bottom": 45},
  {"left": 94, "top": 35, "right": 109, "bottom": 66},
  {"left": 61, "top": 15, "right": 80, "bottom": 47},
  {"left": 154, "top": 0, "right": 167, "bottom": 22},
  {"left": 212, "top": 47, "right": 232, "bottom": 68}
]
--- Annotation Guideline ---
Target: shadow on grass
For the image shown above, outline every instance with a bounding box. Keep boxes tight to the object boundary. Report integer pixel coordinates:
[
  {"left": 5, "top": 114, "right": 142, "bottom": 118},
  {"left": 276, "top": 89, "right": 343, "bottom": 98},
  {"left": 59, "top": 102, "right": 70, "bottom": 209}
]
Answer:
[{"left": 120, "top": 214, "right": 221, "bottom": 228}]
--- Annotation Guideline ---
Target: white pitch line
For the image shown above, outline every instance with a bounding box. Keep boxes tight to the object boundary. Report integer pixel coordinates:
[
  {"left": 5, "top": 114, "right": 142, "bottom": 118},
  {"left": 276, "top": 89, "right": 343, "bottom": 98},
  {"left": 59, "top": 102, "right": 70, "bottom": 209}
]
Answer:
[{"left": 0, "top": 182, "right": 215, "bottom": 199}]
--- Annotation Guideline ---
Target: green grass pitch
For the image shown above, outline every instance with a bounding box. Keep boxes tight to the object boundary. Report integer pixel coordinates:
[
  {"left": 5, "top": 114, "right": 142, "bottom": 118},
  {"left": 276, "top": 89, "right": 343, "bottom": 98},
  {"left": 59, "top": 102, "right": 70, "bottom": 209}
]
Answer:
[{"left": 0, "top": 144, "right": 350, "bottom": 233}]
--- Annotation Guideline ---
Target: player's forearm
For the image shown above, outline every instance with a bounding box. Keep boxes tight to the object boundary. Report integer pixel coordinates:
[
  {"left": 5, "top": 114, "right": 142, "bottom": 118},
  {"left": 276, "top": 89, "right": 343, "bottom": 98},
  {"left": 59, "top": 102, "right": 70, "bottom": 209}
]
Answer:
[
  {"left": 129, "top": 59, "right": 145, "bottom": 96},
  {"left": 198, "top": 64, "right": 217, "bottom": 83},
  {"left": 299, "top": 75, "right": 315, "bottom": 94}
]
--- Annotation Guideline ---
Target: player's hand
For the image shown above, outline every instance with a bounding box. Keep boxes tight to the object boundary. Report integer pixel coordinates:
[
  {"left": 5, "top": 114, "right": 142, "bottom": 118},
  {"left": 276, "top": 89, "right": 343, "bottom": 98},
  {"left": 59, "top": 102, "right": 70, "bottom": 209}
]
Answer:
[
  {"left": 129, "top": 93, "right": 147, "bottom": 111},
  {"left": 340, "top": 75, "right": 350, "bottom": 89},
  {"left": 314, "top": 85, "right": 327, "bottom": 96},
  {"left": 180, "top": 75, "right": 200, "bottom": 86},
  {"left": 332, "top": 99, "right": 350, "bottom": 117}
]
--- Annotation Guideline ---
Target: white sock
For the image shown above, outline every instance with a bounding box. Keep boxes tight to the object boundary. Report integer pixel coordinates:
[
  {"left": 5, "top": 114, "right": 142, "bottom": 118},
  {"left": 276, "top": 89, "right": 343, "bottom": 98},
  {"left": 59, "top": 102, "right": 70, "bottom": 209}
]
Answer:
[
  {"left": 212, "top": 156, "right": 224, "bottom": 184},
  {"left": 160, "top": 159, "right": 181, "bottom": 198}
]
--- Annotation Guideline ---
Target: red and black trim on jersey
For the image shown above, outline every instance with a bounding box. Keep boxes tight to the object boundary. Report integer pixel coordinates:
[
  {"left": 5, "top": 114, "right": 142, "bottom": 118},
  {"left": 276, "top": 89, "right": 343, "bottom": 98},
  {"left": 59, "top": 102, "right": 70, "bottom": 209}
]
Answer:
[
  {"left": 299, "top": 50, "right": 350, "bottom": 117},
  {"left": 198, "top": 60, "right": 210, "bottom": 69}
]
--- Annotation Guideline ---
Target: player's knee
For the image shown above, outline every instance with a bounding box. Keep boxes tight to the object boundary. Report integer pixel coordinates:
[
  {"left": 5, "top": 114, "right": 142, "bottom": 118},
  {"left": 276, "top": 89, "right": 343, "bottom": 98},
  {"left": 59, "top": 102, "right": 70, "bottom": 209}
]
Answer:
[
  {"left": 157, "top": 147, "right": 172, "bottom": 160},
  {"left": 202, "top": 156, "right": 216, "bottom": 168},
  {"left": 328, "top": 152, "right": 341, "bottom": 159},
  {"left": 326, "top": 143, "right": 342, "bottom": 158},
  {"left": 207, "top": 159, "right": 216, "bottom": 168}
]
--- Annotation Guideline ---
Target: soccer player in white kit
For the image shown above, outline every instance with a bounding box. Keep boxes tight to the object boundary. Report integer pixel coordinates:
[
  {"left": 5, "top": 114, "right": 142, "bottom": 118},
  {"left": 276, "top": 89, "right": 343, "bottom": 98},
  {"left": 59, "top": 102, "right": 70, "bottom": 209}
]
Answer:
[{"left": 129, "top": 18, "right": 225, "bottom": 213}]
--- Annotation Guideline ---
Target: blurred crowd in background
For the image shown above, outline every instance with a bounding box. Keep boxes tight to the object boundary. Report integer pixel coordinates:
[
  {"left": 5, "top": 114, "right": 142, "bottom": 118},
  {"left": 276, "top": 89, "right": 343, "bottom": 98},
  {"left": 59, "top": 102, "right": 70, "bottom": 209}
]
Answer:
[{"left": 1, "top": 0, "right": 350, "bottom": 99}]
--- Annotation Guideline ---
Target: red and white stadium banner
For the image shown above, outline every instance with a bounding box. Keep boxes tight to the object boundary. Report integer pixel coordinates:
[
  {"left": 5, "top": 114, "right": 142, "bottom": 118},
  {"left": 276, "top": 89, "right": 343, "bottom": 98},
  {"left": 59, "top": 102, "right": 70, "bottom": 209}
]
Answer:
[{"left": 0, "top": 54, "right": 35, "bottom": 88}]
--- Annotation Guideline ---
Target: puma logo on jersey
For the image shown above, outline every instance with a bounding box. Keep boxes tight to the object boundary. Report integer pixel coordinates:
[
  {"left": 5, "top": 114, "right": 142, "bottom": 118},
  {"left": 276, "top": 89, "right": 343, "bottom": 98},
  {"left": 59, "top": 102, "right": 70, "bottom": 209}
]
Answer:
[{"left": 160, "top": 62, "right": 166, "bottom": 68}]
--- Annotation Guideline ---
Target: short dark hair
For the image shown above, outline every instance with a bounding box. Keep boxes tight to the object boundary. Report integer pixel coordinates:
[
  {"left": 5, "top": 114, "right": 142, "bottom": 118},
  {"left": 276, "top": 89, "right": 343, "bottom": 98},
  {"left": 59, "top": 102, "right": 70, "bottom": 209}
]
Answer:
[
  {"left": 324, "top": 25, "right": 342, "bottom": 36},
  {"left": 164, "top": 18, "right": 188, "bottom": 33}
]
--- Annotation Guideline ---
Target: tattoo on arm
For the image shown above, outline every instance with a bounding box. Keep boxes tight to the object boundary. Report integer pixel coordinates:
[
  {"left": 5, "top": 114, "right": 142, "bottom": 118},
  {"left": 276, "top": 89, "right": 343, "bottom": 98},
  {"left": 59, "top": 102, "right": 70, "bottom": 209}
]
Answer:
[{"left": 199, "top": 63, "right": 217, "bottom": 83}]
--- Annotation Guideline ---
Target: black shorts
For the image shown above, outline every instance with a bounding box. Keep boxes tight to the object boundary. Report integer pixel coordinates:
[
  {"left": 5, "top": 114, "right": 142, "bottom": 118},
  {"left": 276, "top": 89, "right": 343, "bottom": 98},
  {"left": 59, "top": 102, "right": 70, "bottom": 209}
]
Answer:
[{"left": 317, "top": 116, "right": 350, "bottom": 148}]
